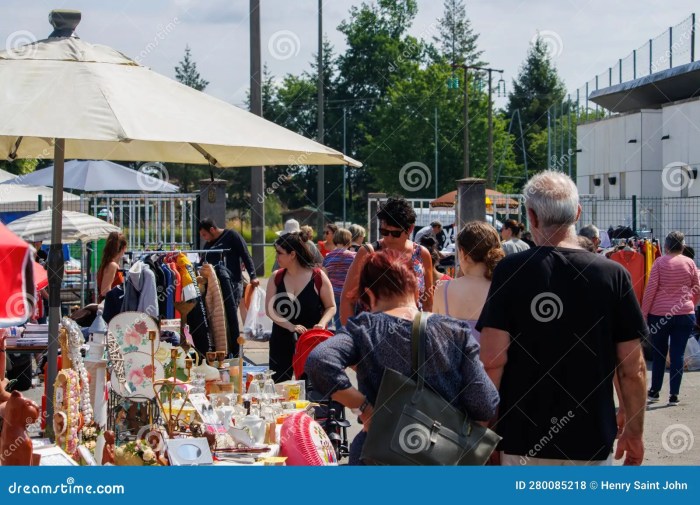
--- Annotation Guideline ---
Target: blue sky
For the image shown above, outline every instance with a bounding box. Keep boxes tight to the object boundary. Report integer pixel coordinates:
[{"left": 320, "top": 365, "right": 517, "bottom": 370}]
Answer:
[{"left": 1, "top": 0, "right": 697, "bottom": 109}]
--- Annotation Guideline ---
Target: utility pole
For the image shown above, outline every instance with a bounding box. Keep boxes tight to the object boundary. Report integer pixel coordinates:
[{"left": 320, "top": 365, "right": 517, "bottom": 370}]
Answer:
[
  {"left": 316, "top": 0, "right": 325, "bottom": 234},
  {"left": 487, "top": 70, "right": 494, "bottom": 187},
  {"left": 343, "top": 106, "right": 347, "bottom": 225},
  {"left": 451, "top": 63, "right": 502, "bottom": 187},
  {"left": 463, "top": 66, "right": 469, "bottom": 179},
  {"left": 249, "top": 0, "right": 265, "bottom": 277},
  {"left": 434, "top": 107, "right": 439, "bottom": 198}
]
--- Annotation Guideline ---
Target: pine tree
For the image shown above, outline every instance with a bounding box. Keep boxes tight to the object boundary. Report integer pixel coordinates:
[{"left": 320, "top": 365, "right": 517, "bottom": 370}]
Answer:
[
  {"left": 433, "top": 0, "right": 482, "bottom": 65},
  {"left": 174, "top": 45, "right": 209, "bottom": 91},
  {"left": 506, "top": 35, "right": 566, "bottom": 171}
]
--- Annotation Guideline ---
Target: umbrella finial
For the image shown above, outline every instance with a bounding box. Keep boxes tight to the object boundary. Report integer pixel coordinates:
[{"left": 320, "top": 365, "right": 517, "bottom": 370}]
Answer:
[{"left": 48, "top": 10, "right": 81, "bottom": 38}]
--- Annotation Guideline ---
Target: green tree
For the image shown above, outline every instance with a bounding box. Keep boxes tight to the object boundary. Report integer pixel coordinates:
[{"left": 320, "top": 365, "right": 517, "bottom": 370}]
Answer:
[
  {"left": 506, "top": 35, "right": 566, "bottom": 172},
  {"left": 367, "top": 63, "right": 517, "bottom": 196},
  {"left": 0, "top": 158, "right": 39, "bottom": 176},
  {"left": 335, "top": 0, "right": 426, "bottom": 222},
  {"left": 174, "top": 45, "right": 209, "bottom": 91},
  {"left": 432, "top": 0, "right": 482, "bottom": 65}
]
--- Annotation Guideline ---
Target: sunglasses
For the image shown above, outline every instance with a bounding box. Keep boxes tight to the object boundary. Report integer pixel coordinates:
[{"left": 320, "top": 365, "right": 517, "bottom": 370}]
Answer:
[{"left": 379, "top": 228, "right": 405, "bottom": 238}]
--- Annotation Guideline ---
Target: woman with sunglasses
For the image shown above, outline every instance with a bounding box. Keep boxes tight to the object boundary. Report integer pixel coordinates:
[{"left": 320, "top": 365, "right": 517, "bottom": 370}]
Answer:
[
  {"left": 266, "top": 232, "right": 336, "bottom": 382},
  {"left": 318, "top": 224, "right": 339, "bottom": 258},
  {"left": 339, "top": 197, "right": 433, "bottom": 326}
]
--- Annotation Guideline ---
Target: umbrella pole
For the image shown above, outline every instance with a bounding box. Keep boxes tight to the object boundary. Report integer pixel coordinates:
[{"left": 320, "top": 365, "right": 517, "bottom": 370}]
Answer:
[{"left": 46, "top": 138, "right": 66, "bottom": 439}]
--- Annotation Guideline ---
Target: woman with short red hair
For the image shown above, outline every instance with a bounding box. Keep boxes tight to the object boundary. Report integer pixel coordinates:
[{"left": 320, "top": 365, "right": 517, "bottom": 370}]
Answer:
[{"left": 306, "top": 250, "right": 499, "bottom": 465}]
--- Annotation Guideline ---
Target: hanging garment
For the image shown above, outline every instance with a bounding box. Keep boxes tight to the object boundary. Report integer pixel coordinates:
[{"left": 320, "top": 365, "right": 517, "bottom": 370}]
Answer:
[
  {"left": 181, "top": 258, "right": 212, "bottom": 355},
  {"left": 201, "top": 263, "right": 228, "bottom": 354},
  {"left": 643, "top": 240, "right": 654, "bottom": 288},
  {"left": 169, "top": 261, "right": 182, "bottom": 318},
  {"left": 161, "top": 263, "right": 175, "bottom": 319},
  {"left": 176, "top": 253, "right": 198, "bottom": 301},
  {"left": 144, "top": 256, "right": 167, "bottom": 317},
  {"left": 610, "top": 249, "right": 646, "bottom": 305},
  {"left": 121, "top": 261, "right": 158, "bottom": 317},
  {"left": 215, "top": 263, "right": 242, "bottom": 357},
  {"left": 187, "top": 295, "right": 214, "bottom": 355}
]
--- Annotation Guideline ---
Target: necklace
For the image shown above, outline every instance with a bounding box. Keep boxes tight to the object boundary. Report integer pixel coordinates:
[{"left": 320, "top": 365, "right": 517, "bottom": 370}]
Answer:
[{"left": 62, "top": 317, "right": 93, "bottom": 425}]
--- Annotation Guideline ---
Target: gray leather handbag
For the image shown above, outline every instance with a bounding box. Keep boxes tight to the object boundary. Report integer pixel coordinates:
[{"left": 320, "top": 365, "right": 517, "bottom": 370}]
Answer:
[{"left": 360, "top": 312, "right": 501, "bottom": 465}]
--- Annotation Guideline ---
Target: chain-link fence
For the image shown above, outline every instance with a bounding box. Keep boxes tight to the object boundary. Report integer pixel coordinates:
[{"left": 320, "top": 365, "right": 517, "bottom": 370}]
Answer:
[
  {"left": 575, "top": 14, "right": 696, "bottom": 119},
  {"left": 579, "top": 195, "right": 700, "bottom": 263}
]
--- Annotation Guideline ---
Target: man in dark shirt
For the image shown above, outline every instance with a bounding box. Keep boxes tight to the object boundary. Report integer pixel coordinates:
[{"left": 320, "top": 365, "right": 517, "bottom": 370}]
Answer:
[
  {"left": 199, "top": 218, "right": 259, "bottom": 356},
  {"left": 478, "top": 171, "right": 648, "bottom": 466}
]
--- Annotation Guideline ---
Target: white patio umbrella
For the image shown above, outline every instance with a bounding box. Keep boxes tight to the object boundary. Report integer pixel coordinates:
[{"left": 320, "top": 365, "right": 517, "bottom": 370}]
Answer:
[
  {"left": 2, "top": 159, "right": 180, "bottom": 192},
  {"left": 7, "top": 209, "right": 121, "bottom": 243},
  {"left": 0, "top": 181, "right": 80, "bottom": 212},
  {"left": 0, "top": 10, "right": 360, "bottom": 424}
]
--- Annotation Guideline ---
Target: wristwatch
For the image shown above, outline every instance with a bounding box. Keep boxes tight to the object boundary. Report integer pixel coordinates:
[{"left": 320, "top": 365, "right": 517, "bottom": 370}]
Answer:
[{"left": 351, "top": 397, "right": 370, "bottom": 417}]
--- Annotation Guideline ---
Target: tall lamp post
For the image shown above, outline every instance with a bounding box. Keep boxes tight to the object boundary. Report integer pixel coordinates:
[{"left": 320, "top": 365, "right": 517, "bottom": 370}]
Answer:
[{"left": 449, "top": 64, "right": 504, "bottom": 188}]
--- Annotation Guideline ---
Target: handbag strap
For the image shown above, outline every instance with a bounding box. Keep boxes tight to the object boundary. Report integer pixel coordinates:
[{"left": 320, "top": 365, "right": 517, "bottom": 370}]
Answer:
[{"left": 411, "top": 311, "right": 429, "bottom": 391}]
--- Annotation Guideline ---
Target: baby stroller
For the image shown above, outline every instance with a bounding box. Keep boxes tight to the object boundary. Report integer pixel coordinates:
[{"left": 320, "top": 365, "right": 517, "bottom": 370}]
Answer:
[{"left": 292, "top": 329, "right": 350, "bottom": 462}]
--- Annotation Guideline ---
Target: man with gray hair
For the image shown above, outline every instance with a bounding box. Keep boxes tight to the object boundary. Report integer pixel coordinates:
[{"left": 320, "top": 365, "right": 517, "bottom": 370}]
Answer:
[
  {"left": 579, "top": 224, "right": 601, "bottom": 251},
  {"left": 478, "top": 171, "right": 648, "bottom": 466}
]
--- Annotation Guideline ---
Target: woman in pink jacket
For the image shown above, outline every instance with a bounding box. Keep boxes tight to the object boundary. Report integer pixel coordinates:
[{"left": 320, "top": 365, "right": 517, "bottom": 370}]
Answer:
[{"left": 641, "top": 231, "right": 700, "bottom": 406}]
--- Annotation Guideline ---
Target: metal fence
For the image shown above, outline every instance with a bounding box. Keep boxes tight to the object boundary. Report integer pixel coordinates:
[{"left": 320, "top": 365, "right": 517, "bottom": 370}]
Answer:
[
  {"left": 574, "top": 14, "right": 696, "bottom": 118},
  {"left": 81, "top": 192, "right": 199, "bottom": 251},
  {"left": 366, "top": 195, "right": 526, "bottom": 242},
  {"left": 579, "top": 195, "right": 700, "bottom": 261}
]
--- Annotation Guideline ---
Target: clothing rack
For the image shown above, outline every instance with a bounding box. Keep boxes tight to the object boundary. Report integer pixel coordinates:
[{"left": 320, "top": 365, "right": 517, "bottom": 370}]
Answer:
[
  {"left": 126, "top": 249, "right": 231, "bottom": 265},
  {"left": 126, "top": 248, "right": 231, "bottom": 256}
]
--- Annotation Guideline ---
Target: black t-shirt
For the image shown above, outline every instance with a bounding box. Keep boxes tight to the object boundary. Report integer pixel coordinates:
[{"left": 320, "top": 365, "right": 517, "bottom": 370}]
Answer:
[
  {"left": 477, "top": 246, "right": 648, "bottom": 461},
  {"left": 202, "top": 229, "right": 256, "bottom": 283}
]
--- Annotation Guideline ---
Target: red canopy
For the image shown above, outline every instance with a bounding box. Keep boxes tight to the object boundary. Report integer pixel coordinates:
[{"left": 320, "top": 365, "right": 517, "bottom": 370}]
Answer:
[
  {"left": 0, "top": 222, "right": 34, "bottom": 327},
  {"left": 430, "top": 189, "right": 520, "bottom": 209}
]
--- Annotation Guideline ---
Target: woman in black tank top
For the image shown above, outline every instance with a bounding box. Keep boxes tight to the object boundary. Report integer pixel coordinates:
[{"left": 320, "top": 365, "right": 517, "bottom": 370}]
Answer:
[{"left": 266, "top": 233, "right": 336, "bottom": 382}]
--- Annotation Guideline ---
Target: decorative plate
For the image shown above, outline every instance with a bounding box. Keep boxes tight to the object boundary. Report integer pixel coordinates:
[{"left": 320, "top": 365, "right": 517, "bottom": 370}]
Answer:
[
  {"left": 110, "top": 351, "right": 164, "bottom": 401},
  {"left": 108, "top": 312, "right": 160, "bottom": 355}
]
